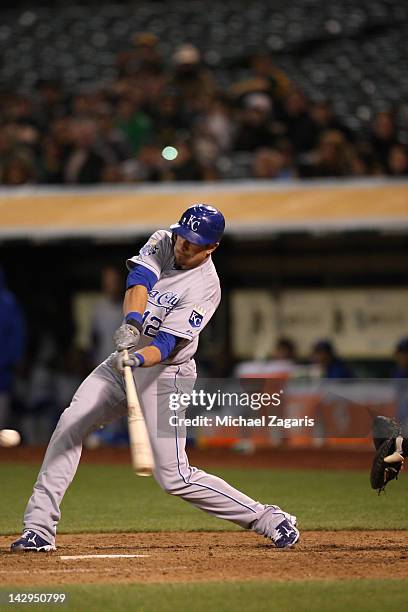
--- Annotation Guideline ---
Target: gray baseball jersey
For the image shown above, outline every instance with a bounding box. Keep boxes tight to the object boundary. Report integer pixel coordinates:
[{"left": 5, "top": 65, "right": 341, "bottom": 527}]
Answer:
[{"left": 127, "top": 230, "right": 221, "bottom": 365}]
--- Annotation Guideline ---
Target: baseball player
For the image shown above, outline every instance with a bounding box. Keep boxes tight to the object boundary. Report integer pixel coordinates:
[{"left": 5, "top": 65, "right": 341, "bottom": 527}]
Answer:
[{"left": 11, "top": 204, "right": 299, "bottom": 552}]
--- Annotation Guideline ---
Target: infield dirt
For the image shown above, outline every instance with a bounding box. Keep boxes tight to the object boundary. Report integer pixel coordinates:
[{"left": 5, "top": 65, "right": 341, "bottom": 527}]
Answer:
[{"left": 1, "top": 531, "right": 408, "bottom": 586}]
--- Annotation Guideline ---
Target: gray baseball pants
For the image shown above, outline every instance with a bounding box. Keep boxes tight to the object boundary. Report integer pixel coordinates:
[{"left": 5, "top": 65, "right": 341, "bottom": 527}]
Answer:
[{"left": 23, "top": 358, "right": 289, "bottom": 544}]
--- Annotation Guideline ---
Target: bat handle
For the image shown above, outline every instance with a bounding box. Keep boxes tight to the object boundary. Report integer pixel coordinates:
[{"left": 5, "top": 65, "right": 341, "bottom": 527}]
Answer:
[{"left": 123, "top": 350, "right": 139, "bottom": 408}]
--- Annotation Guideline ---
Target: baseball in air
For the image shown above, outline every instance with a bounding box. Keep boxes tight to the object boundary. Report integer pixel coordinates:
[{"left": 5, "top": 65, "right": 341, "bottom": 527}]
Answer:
[
  {"left": 161, "top": 146, "right": 178, "bottom": 161},
  {"left": 0, "top": 429, "right": 21, "bottom": 448}
]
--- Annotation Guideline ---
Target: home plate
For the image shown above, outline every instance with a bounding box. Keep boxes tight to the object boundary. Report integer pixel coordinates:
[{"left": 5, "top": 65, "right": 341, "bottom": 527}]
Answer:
[{"left": 60, "top": 554, "right": 150, "bottom": 560}]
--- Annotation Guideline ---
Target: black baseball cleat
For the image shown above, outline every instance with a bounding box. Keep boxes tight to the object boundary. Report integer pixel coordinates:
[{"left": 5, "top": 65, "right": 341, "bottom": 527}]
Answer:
[{"left": 11, "top": 530, "right": 56, "bottom": 552}]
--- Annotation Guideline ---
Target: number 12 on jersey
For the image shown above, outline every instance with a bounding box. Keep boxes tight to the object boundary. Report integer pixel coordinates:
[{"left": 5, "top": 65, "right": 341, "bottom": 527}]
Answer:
[{"left": 142, "top": 311, "right": 162, "bottom": 337}]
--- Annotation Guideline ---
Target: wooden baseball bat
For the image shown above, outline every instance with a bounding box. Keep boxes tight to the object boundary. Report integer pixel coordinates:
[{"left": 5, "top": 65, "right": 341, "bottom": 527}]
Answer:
[{"left": 123, "top": 350, "right": 154, "bottom": 476}]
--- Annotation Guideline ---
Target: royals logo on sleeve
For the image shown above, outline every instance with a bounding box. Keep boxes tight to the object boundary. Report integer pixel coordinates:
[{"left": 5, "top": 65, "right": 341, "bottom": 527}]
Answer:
[
  {"left": 140, "top": 239, "right": 159, "bottom": 256},
  {"left": 189, "top": 306, "right": 206, "bottom": 328}
]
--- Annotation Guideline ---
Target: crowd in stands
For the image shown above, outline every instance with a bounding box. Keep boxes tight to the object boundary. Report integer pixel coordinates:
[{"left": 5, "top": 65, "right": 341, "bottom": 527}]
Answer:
[{"left": 1, "top": 33, "right": 408, "bottom": 186}]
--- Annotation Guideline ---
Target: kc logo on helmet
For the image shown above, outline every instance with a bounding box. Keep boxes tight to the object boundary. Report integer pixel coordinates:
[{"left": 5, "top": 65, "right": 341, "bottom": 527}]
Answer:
[{"left": 183, "top": 214, "right": 201, "bottom": 232}]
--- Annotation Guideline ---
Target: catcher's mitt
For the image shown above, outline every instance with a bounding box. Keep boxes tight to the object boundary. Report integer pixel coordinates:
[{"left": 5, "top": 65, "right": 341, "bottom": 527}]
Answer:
[{"left": 370, "top": 416, "right": 405, "bottom": 494}]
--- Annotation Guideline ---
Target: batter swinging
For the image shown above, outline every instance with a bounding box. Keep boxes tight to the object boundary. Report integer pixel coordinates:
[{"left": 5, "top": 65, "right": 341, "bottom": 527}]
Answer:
[{"left": 11, "top": 204, "right": 299, "bottom": 552}]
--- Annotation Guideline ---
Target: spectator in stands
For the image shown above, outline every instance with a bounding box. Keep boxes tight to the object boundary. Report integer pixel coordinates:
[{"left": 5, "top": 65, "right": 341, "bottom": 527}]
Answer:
[
  {"left": 0, "top": 124, "right": 16, "bottom": 168},
  {"left": 350, "top": 142, "right": 383, "bottom": 177},
  {"left": 275, "top": 337, "right": 298, "bottom": 363},
  {"left": 191, "top": 126, "right": 222, "bottom": 181},
  {"left": 387, "top": 144, "right": 408, "bottom": 176},
  {"left": 35, "top": 79, "right": 67, "bottom": 127},
  {"left": 1, "top": 151, "right": 37, "bottom": 185},
  {"left": 234, "top": 336, "right": 298, "bottom": 378},
  {"left": 311, "top": 339, "right": 353, "bottom": 379},
  {"left": 370, "top": 111, "right": 399, "bottom": 172},
  {"left": 90, "top": 266, "right": 124, "bottom": 366},
  {"left": 301, "top": 130, "right": 354, "bottom": 178},
  {"left": 54, "top": 346, "right": 90, "bottom": 422},
  {"left": 309, "top": 100, "right": 353, "bottom": 146},
  {"left": 115, "top": 89, "right": 153, "bottom": 155},
  {"left": 168, "top": 44, "right": 217, "bottom": 117},
  {"left": 0, "top": 123, "right": 38, "bottom": 184},
  {"left": 64, "top": 118, "right": 110, "bottom": 184},
  {"left": 21, "top": 335, "right": 58, "bottom": 445},
  {"left": 71, "top": 92, "right": 98, "bottom": 118},
  {"left": 100, "top": 164, "right": 125, "bottom": 183},
  {"left": 198, "top": 96, "right": 235, "bottom": 154},
  {"left": 96, "top": 108, "right": 132, "bottom": 162},
  {"left": 251, "top": 53, "right": 291, "bottom": 102},
  {"left": 41, "top": 117, "right": 73, "bottom": 184},
  {"left": 0, "top": 267, "right": 25, "bottom": 428},
  {"left": 124, "top": 142, "right": 165, "bottom": 182},
  {"left": 117, "top": 31, "right": 164, "bottom": 79},
  {"left": 252, "top": 147, "right": 296, "bottom": 179},
  {"left": 234, "top": 93, "right": 277, "bottom": 152},
  {"left": 230, "top": 52, "right": 291, "bottom": 109},
  {"left": 150, "top": 92, "right": 186, "bottom": 147},
  {"left": 133, "top": 31, "right": 164, "bottom": 75},
  {"left": 392, "top": 337, "right": 408, "bottom": 429},
  {"left": 4, "top": 94, "right": 38, "bottom": 131},
  {"left": 281, "top": 88, "right": 316, "bottom": 153},
  {"left": 1, "top": 96, "right": 41, "bottom": 164}
]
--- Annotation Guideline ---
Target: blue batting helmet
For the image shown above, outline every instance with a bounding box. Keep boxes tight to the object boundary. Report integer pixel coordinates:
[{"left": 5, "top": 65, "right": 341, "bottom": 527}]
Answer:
[{"left": 170, "top": 204, "right": 225, "bottom": 245}]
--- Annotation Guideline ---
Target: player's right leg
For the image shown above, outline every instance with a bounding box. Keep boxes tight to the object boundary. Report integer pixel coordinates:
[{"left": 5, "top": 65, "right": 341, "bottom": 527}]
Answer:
[{"left": 11, "top": 359, "right": 127, "bottom": 551}]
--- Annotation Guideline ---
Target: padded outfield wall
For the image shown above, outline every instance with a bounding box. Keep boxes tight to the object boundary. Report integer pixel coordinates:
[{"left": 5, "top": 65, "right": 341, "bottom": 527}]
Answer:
[{"left": 0, "top": 178, "right": 407, "bottom": 239}]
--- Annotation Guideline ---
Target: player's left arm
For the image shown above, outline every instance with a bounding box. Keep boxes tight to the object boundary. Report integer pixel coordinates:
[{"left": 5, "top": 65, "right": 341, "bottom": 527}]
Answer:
[
  {"left": 123, "top": 284, "right": 149, "bottom": 322},
  {"left": 123, "top": 264, "right": 158, "bottom": 327},
  {"left": 113, "top": 265, "right": 157, "bottom": 353}
]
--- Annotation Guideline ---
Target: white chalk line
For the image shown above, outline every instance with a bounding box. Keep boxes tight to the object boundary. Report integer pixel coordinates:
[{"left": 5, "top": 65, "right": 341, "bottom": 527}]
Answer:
[{"left": 60, "top": 554, "right": 150, "bottom": 560}]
